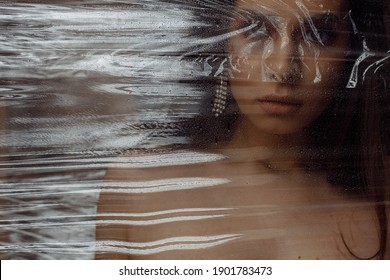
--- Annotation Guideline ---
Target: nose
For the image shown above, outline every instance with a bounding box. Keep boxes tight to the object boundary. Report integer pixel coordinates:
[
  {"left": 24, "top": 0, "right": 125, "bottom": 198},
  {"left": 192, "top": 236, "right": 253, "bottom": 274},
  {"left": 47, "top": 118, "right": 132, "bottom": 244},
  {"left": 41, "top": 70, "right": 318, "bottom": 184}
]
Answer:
[{"left": 264, "top": 34, "right": 303, "bottom": 84}]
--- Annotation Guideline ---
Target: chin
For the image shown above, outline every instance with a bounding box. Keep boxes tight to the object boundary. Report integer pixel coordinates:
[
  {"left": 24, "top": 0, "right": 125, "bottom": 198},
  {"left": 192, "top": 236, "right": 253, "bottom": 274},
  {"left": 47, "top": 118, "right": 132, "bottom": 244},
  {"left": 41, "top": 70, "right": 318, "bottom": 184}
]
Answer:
[{"left": 249, "top": 117, "right": 307, "bottom": 136}]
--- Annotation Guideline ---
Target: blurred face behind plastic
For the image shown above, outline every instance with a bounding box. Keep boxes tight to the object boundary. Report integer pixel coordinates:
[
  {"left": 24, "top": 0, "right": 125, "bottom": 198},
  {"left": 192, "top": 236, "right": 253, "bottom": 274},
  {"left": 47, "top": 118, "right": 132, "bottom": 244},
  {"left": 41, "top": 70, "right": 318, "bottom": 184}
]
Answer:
[{"left": 228, "top": 0, "right": 351, "bottom": 135}]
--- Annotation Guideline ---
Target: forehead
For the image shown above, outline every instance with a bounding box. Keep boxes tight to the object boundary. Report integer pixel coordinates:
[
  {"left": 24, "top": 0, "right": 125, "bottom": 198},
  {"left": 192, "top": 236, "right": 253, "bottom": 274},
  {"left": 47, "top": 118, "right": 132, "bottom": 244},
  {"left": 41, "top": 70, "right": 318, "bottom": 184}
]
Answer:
[{"left": 234, "top": 0, "right": 349, "bottom": 16}]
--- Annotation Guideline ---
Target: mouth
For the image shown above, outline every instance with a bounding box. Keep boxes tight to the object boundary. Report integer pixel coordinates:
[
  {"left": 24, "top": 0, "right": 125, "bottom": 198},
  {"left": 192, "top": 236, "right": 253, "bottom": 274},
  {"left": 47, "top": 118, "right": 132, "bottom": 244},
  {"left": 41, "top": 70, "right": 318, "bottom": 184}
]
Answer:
[{"left": 256, "top": 95, "right": 303, "bottom": 116}]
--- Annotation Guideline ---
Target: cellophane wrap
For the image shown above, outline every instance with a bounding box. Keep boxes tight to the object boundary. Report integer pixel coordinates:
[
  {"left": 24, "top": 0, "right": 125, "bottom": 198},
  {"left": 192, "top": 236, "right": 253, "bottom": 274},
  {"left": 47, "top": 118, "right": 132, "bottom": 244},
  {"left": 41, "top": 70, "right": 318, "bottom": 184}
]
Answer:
[{"left": 1, "top": 0, "right": 389, "bottom": 259}]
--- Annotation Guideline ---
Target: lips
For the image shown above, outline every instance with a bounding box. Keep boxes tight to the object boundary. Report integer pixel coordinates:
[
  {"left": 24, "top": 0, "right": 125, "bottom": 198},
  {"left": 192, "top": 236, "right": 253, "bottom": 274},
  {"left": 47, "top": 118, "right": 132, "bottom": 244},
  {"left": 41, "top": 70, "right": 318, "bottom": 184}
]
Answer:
[{"left": 256, "top": 95, "right": 303, "bottom": 116}]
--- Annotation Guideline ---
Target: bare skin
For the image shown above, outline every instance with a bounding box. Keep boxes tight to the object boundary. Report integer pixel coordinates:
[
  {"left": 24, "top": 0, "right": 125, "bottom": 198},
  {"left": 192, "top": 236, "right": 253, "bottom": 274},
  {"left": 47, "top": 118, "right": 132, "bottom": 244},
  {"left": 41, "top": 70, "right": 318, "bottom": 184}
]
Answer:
[
  {"left": 96, "top": 0, "right": 389, "bottom": 259},
  {"left": 96, "top": 147, "right": 384, "bottom": 259}
]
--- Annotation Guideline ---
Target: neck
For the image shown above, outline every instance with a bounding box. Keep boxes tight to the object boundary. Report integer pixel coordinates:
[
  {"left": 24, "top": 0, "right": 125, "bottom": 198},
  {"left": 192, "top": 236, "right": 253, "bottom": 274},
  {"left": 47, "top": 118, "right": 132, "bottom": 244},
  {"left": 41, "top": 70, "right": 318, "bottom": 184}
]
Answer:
[{"left": 225, "top": 116, "right": 306, "bottom": 170}]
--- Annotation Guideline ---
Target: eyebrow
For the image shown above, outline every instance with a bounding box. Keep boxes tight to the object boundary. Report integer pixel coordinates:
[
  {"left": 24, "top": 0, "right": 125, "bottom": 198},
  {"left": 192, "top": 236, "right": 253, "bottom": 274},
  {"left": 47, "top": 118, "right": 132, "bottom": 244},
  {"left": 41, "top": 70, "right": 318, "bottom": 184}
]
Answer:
[
  {"left": 236, "top": 9, "right": 340, "bottom": 26},
  {"left": 306, "top": 13, "right": 340, "bottom": 26},
  {"left": 234, "top": 10, "right": 282, "bottom": 31}
]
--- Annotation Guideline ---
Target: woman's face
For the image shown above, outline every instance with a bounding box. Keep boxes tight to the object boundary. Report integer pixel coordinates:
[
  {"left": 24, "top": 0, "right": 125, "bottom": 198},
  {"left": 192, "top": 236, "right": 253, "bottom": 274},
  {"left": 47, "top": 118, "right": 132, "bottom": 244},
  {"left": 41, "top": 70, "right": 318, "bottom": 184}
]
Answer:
[{"left": 228, "top": 0, "right": 351, "bottom": 135}]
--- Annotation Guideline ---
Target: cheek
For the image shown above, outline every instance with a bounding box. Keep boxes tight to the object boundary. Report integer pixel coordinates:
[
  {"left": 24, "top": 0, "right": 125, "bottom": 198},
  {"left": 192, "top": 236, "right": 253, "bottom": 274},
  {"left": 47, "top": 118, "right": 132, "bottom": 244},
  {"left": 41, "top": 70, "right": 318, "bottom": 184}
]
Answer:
[
  {"left": 228, "top": 38, "right": 272, "bottom": 79},
  {"left": 303, "top": 34, "right": 351, "bottom": 86},
  {"left": 230, "top": 84, "right": 250, "bottom": 111},
  {"left": 295, "top": 45, "right": 349, "bottom": 86},
  {"left": 317, "top": 58, "right": 348, "bottom": 89}
]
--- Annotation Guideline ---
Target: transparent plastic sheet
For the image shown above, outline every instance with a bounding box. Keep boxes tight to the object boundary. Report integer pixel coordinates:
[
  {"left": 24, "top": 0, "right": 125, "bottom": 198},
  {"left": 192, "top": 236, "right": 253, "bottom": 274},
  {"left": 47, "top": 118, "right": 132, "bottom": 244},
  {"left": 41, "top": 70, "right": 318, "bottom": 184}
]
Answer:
[{"left": 0, "top": 0, "right": 390, "bottom": 259}]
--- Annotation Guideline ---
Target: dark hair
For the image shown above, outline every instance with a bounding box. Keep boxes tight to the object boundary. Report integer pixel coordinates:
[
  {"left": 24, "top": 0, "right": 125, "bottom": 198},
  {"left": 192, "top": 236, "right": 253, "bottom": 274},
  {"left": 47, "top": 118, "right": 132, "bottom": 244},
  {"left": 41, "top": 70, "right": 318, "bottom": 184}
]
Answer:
[{"left": 179, "top": 0, "right": 390, "bottom": 259}]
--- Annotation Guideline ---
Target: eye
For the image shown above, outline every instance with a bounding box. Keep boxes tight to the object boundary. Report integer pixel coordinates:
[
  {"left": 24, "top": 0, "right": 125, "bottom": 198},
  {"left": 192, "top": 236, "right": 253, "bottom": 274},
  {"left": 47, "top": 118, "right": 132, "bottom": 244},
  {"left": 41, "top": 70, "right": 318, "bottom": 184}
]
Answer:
[
  {"left": 304, "top": 27, "right": 337, "bottom": 46},
  {"left": 245, "top": 20, "right": 271, "bottom": 40},
  {"left": 302, "top": 14, "right": 340, "bottom": 46}
]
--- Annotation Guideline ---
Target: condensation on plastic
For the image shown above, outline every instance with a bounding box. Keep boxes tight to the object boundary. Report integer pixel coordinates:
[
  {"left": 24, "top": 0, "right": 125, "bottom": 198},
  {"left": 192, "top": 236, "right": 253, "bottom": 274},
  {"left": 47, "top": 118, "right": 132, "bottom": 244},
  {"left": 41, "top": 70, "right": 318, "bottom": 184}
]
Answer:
[{"left": 0, "top": 0, "right": 389, "bottom": 259}]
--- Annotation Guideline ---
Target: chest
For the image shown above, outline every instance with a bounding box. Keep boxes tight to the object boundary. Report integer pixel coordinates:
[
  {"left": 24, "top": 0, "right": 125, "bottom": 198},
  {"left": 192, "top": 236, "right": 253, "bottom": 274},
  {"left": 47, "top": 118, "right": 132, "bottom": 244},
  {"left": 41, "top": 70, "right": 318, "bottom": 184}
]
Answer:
[{"left": 113, "top": 167, "right": 379, "bottom": 259}]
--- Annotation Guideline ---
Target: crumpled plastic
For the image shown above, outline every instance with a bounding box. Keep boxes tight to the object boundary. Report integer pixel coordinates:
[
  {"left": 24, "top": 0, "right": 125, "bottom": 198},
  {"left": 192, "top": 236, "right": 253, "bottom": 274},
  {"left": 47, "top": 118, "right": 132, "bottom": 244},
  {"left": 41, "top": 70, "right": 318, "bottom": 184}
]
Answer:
[{"left": 0, "top": 0, "right": 389, "bottom": 259}]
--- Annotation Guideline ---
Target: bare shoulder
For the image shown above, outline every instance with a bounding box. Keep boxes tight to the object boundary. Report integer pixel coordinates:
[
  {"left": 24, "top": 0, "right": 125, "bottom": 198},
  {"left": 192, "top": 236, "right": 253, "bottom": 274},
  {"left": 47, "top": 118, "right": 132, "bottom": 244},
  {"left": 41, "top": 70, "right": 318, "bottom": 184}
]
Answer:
[
  {"left": 96, "top": 148, "right": 173, "bottom": 259},
  {"left": 95, "top": 147, "right": 226, "bottom": 259},
  {"left": 104, "top": 147, "right": 222, "bottom": 181},
  {"left": 98, "top": 147, "right": 225, "bottom": 214}
]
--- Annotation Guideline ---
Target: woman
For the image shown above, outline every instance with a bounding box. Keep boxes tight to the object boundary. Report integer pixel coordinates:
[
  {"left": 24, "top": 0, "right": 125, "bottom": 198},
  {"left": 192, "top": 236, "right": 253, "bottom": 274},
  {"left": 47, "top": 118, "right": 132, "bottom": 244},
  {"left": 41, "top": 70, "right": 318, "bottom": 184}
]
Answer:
[{"left": 96, "top": 0, "right": 390, "bottom": 259}]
